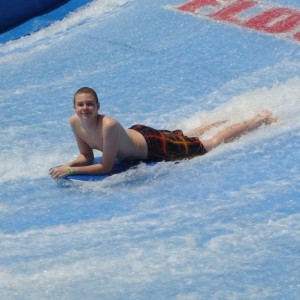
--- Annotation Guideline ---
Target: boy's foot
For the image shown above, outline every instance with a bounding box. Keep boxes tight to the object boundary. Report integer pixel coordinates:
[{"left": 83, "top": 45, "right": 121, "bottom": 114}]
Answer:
[{"left": 259, "top": 109, "right": 279, "bottom": 125}]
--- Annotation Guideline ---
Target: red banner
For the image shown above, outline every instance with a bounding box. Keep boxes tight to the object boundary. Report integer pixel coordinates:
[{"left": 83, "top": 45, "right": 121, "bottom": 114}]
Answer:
[{"left": 173, "top": 0, "right": 300, "bottom": 43}]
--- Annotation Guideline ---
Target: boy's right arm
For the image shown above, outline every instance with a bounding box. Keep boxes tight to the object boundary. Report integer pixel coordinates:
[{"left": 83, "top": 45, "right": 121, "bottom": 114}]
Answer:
[{"left": 49, "top": 117, "right": 95, "bottom": 179}]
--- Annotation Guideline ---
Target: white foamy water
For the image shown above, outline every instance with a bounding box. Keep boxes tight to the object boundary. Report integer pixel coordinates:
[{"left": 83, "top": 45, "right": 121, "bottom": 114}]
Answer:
[{"left": 0, "top": 0, "right": 299, "bottom": 299}]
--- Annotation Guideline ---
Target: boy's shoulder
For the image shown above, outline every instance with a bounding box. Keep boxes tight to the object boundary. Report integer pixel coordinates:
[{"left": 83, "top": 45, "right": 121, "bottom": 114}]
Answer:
[
  {"left": 102, "top": 115, "right": 122, "bottom": 128},
  {"left": 70, "top": 113, "right": 77, "bottom": 123}
]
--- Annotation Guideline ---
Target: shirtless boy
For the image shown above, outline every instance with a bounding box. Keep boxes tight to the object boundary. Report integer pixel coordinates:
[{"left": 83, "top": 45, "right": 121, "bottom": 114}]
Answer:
[{"left": 49, "top": 87, "right": 278, "bottom": 179}]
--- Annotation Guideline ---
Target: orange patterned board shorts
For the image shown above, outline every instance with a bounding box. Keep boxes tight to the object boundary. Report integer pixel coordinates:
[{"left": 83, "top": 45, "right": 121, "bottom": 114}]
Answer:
[{"left": 129, "top": 124, "right": 207, "bottom": 161}]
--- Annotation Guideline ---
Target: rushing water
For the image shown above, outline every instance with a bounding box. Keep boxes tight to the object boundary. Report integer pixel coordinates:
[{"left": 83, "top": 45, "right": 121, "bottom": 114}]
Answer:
[{"left": 1, "top": 0, "right": 300, "bottom": 299}]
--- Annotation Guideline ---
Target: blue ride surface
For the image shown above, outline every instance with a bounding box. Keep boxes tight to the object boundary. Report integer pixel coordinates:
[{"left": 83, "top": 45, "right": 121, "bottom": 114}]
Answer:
[{"left": 1, "top": 0, "right": 300, "bottom": 299}]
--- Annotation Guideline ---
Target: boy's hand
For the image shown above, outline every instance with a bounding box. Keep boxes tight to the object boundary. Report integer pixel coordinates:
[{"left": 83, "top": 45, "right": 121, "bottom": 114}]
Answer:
[{"left": 49, "top": 166, "right": 69, "bottom": 179}]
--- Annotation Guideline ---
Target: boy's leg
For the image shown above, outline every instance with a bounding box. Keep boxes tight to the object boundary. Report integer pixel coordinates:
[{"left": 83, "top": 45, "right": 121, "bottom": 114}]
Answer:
[
  {"left": 186, "top": 120, "right": 227, "bottom": 137},
  {"left": 201, "top": 109, "right": 278, "bottom": 152}
]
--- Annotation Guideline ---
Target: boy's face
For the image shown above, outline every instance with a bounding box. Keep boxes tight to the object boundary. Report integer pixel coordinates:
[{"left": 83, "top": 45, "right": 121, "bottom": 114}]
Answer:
[{"left": 73, "top": 92, "right": 99, "bottom": 119}]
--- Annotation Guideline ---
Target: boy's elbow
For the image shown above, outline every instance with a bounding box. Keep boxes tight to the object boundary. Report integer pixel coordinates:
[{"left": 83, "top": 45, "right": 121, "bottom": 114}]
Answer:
[
  {"left": 102, "top": 165, "right": 113, "bottom": 174},
  {"left": 99, "top": 162, "right": 114, "bottom": 174}
]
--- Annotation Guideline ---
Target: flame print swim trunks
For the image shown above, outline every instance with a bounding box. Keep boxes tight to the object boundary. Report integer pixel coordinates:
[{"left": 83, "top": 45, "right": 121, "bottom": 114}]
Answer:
[{"left": 129, "top": 124, "right": 207, "bottom": 161}]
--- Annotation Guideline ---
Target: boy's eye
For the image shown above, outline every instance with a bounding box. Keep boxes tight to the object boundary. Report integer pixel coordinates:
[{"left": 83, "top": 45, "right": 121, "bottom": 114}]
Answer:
[{"left": 76, "top": 102, "right": 95, "bottom": 107}]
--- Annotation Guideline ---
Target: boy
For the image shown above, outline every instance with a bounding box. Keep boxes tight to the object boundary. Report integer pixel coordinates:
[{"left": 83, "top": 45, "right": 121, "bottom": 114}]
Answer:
[{"left": 49, "top": 87, "right": 278, "bottom": 179}]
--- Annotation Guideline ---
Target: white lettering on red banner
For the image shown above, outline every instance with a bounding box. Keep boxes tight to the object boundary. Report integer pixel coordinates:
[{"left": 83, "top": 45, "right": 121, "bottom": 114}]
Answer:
[{"left": 169, "top": 0, "right": 300, "bottom": 43}]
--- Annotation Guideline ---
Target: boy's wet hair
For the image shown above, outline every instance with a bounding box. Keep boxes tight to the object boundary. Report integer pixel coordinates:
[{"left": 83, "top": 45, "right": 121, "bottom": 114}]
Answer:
[{"left": 73, "top": 87, "right": 99, "bottom": 104}]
